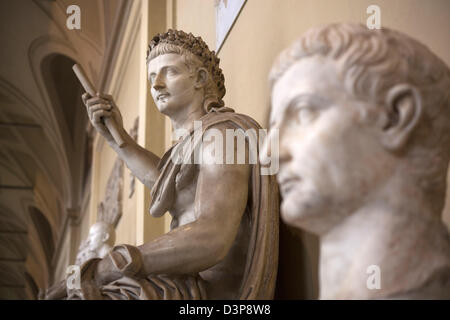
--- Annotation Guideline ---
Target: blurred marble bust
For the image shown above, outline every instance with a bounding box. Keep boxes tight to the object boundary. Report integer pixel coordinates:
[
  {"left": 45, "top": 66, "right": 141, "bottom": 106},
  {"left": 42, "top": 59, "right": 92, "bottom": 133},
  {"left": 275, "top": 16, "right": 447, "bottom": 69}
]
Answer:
[
  {"left": 264, "top": 23, "right": 450, "bottom": 299},
  {"left": 75, "top": 221, "right": 116, "bottom": 265}
]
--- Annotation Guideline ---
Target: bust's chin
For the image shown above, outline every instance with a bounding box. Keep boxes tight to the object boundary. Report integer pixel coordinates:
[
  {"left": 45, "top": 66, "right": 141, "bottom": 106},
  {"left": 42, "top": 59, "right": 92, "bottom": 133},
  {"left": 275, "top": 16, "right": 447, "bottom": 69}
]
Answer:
[
  {"left": 281, "top": 196, "right": 311, "bottom": 229},
  {"left": 280, "top": 192, "right": 334, "bottom": 235}
]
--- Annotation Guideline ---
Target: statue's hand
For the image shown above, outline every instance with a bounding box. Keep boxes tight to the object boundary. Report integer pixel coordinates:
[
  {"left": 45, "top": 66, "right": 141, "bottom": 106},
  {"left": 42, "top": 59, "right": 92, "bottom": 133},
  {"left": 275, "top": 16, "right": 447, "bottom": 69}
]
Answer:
[
  {"left": 83, "top": 92, "right": 125, "bottom": 147},
  {"left": 93, "top": 255, "right": 123, "bottom": 286}
]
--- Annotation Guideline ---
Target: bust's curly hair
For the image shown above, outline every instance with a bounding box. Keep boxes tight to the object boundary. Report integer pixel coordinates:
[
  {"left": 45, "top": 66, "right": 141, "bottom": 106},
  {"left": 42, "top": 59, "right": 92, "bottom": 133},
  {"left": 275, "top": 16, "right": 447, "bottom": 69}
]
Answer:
[
  {"left": 270, "top": 23, "right": 450, "bottom": 213},
  {"left": 147, "top": 29, "right": 226, "bottom": 111}
]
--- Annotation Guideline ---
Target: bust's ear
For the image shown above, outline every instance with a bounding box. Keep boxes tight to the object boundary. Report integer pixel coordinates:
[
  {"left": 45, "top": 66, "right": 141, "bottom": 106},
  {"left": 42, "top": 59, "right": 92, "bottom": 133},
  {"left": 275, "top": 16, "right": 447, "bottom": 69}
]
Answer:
[
  {"left": 381, "top": 84, "right": 422, "bottom": 151},
  {"left": 194, "top": 67, "right": 208, "bottom": 89}
]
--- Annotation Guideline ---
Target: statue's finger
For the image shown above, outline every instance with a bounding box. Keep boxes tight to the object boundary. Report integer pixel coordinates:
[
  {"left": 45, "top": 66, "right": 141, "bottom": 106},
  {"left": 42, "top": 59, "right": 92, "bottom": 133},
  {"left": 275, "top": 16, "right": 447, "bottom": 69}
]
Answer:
[
  {"left": 93, "top": 109, "right": 112, "bottom": 124},
  {"left": 87, "top": 103, "right": 108, "bottom": 120},
  {"left": 82, "top": 92, "right": 91, "bottom": 103},
  {"left": 87, "top": 96, "right": 110, "bottom": 107},
  {"left": 89, "top": 104, "right": 112, "bottom": 115},
  {"left": 97, "top": 92, "right": 114, "bottom": 101}
]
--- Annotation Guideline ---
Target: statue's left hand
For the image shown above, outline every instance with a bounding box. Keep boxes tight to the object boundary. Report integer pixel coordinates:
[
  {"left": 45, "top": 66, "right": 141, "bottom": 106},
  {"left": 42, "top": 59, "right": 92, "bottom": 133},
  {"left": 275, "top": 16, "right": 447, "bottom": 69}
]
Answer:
[{"left": 93, "top": 254, "right": 124, "bottom": 286}]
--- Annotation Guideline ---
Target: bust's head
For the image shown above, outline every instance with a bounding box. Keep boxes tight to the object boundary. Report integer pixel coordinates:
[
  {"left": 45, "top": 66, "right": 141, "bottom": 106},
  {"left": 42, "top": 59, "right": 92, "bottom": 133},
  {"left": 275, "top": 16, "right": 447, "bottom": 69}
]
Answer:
[
  {"left": 146, "top": 30, "right": 225, "bottom": 116},
  {"left": 267, "top": 23, "right": 450, "bottom": 234},
  {"left": 87, "top": 221, "right": 115, "bottom": 253}
]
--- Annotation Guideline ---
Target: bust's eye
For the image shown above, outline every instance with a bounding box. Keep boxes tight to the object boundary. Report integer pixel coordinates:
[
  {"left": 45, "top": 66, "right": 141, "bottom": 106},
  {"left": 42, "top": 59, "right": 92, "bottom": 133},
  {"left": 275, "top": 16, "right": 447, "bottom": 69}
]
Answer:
[{"left": 296, "top": 108, "right": 317, "bottom": 125}]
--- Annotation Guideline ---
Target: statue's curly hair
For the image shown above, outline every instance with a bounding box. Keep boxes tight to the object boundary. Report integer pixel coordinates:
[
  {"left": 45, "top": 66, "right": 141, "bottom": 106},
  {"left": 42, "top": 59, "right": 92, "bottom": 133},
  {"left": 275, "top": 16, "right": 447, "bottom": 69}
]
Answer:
[{"left": 147, "top": 29, "right": 226, "bottom": 107}]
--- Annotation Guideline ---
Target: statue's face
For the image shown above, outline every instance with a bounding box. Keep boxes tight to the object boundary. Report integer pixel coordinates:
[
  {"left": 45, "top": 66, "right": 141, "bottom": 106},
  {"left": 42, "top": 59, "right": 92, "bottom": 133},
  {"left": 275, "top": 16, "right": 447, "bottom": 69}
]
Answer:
[
  {"left": 147, "top": 53, "right": 198, "bottom": 117},
  {"left": 87, "top": 223, "right": 108, "bottom": 252},
  {"left": 268, "top": 55, "right": 388, "bottom": 234}
]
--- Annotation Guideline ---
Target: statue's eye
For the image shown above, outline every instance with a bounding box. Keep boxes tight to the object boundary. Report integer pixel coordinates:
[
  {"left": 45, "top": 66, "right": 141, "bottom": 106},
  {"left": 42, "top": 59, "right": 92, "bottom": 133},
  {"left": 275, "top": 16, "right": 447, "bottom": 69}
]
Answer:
[{"left": 167, "top": 68, "right": 178, "bottom": 76}]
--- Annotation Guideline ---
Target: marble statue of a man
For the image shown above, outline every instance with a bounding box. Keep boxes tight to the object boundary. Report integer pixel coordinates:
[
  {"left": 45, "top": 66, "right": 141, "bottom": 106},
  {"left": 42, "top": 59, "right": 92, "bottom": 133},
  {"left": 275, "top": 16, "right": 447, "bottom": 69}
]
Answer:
[
  {"left": 264, "top": 23, "right": 450, "bottom": 299},
  {"left": 75, "top": 222, "right": 115, "bottom": 265},
  {"left": 45, "top": 30, "right": 278, "bottom": 300}
]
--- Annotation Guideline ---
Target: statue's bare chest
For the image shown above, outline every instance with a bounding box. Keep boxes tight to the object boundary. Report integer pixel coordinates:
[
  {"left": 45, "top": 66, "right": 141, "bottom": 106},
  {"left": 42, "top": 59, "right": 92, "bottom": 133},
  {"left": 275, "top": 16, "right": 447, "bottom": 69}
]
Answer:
[{"left": 168, "top": 164, "right": 199, "bottom": 229}]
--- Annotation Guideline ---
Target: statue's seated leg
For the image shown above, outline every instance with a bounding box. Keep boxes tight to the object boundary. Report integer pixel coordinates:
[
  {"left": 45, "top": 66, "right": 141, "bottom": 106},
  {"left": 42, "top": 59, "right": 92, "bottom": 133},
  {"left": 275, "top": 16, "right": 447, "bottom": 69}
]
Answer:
[{"left": 97, "top": 274, "right": 207, "bottom": 300}]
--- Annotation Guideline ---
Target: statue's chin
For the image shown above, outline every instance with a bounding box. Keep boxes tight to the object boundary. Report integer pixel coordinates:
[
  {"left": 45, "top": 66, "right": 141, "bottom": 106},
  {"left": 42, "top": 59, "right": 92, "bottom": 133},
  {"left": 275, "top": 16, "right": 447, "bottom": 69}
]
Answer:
[{"left": 154, "top": 98, "right": 173, "bottom": 114}]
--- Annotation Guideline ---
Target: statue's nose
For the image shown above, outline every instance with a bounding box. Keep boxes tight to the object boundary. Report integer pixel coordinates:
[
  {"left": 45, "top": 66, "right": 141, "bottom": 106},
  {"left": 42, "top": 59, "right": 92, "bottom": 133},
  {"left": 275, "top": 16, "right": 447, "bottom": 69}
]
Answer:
[
  {"left": 153, "top": 74, "right": 166, "bottom": 90},
  {"left": 153, "top": 83, "right": 165, "bottom": 91}
]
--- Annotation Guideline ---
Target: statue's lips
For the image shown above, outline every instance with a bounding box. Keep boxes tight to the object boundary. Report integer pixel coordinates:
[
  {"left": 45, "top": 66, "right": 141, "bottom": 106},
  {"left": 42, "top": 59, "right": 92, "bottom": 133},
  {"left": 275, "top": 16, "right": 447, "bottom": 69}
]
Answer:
[{"left": 157, "top": 93, "right": 170, "bottom": 101}]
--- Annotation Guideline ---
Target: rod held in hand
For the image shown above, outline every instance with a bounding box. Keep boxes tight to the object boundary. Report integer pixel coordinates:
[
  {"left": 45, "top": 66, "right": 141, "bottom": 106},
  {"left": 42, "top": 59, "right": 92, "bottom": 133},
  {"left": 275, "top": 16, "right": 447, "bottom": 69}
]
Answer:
[{"left": 72, "top": 64, "right": 125, "bottom": 147}]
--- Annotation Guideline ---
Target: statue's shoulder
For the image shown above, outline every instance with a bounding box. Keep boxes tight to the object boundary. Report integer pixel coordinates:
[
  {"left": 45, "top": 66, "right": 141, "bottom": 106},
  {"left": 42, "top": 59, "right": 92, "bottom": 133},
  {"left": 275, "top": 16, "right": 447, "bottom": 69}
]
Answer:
[{"left": 201, "top": 109, "right": 262, "bottom": 132}]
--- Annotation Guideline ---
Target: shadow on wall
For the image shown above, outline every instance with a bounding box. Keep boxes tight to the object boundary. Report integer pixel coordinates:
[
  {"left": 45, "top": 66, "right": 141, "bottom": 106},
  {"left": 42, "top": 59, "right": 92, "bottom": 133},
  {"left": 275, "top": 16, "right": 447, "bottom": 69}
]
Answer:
[{"left": 275, "top": 220, "right": 320, "bottom": 299}]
